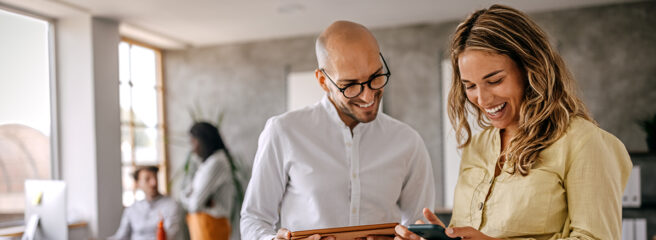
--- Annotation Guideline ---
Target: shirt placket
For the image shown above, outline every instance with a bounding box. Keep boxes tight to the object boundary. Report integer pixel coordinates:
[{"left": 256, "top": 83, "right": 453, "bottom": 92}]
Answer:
[
  {"left": 346, "top": 127, "right": 361, "bottom": 226},
  {"left": 471, "top": 131, "right": 501, "bottom": 229},
  {"left": 470, "top": 172, "right": 488, "bottom": 229}
]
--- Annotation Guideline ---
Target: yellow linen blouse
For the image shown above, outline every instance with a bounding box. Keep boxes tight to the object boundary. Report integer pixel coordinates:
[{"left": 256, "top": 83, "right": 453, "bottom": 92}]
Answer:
[{"left": 449, "top": 117, "right": 632, "bottom": 239}]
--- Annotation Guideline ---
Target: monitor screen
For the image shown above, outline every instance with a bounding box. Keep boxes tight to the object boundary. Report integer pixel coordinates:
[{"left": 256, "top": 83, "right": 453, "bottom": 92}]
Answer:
[{"left": 24, "top": 180, "right": 67, "bottom": 240}]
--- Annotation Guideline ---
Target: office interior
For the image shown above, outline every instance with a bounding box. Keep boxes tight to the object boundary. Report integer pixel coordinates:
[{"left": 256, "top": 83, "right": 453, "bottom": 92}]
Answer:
[{"left": 0, "top": 0, "right": 654, "bottom": 239}]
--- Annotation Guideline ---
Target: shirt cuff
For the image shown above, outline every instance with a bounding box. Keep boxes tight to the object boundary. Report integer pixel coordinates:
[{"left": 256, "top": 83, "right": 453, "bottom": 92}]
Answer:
[{"left": 261, "top": 234, "right": 277, "bottom": 240}]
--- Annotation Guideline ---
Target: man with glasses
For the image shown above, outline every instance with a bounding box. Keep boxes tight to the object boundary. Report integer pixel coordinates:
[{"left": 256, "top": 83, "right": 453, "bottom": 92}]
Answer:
[{"left": 241, "top": 20, "right": 435, "bottom": 240}]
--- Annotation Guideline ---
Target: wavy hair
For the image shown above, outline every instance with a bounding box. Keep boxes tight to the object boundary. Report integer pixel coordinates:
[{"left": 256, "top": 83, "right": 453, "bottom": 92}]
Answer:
[{"left": 447, "top": 4, "right": 594, "bottom": 175}]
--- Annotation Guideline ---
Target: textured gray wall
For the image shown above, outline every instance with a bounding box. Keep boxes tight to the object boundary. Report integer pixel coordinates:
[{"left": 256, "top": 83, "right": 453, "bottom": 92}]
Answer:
[
  {"left": 532, "top": 2, "right": 656, "bottom": 153},
  {"left": 164, "top": 1, "right": 656, "bottom": 208}
]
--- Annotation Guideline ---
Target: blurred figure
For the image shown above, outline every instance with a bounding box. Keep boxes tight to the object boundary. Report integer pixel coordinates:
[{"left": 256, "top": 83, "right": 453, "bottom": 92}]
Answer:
[
  {"left": 110, "top": 166, "right": 181, "bottom": 240},
  {"left": 180, "top": 122, "right": 237, "bottom": 240}
]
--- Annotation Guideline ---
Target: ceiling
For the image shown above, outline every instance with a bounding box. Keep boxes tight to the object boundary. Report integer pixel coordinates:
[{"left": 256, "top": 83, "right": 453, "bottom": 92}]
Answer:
[{"left": 32, "top": 0, "right": 646, "bottom": 49}]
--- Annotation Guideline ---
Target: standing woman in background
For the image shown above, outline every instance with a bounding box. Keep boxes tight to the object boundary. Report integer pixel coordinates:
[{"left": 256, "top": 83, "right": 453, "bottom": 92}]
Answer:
[
  {"left": 395, "top": 4, "right": 632, "bottom": 240},
  {"left": 180, "top": 122, "right": 240, "bottom": 240}
]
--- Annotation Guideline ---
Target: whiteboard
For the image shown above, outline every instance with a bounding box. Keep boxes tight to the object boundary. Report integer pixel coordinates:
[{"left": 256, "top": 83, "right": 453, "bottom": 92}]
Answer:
[{"left": 287, "top": 71, "right": 325, "bottom": 111}]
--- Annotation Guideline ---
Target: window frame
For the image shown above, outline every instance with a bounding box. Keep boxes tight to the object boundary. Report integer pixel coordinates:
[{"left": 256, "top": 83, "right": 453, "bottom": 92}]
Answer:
[
  {"left": 0, "top": 4, "right": 58, "bottom": 227},
  {"left": 118, "top": 37, "right": 170, "bottom": 201}
]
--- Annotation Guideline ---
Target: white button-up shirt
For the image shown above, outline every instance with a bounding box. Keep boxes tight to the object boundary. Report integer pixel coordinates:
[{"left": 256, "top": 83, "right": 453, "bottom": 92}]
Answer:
[
  {"left": 109, "top": 195, "right": 181, "bottom": 240},
  {"left": 240, "top": 96, "right": 435, "bottom": 240}
]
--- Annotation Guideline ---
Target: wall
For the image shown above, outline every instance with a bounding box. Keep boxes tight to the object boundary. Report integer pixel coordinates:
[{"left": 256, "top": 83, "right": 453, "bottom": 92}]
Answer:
[
  {"left": 533, "top": 2, "right": 656, "bottom": 151},
  {"left": 164, "top": 1, "right": 656, "bottom": 208},
  {"left": 57, "top": 14, "right": 123, "bottom": 238}
]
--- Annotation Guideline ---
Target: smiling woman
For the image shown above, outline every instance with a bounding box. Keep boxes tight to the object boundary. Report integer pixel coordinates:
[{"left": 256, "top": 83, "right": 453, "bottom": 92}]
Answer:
[
  {"left": 396, "top": 4, "right": 633, "bottom": 240},
  {"left": 443, "top": 4, "right": 632, "bottom": 240}
]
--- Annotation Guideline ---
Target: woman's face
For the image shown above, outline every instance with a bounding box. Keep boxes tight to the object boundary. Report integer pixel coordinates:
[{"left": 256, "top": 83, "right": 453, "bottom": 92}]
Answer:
[
  {"left": 190, "top": 136, "right": 200, "bottom": 156},
  {"left": 458, "top": 49, "right": 525, "bottom": 134}
]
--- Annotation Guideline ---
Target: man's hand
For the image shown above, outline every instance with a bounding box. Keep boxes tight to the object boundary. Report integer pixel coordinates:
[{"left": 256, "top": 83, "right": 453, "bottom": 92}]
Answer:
[
  {"left": 394, "top": 208, "right": 445, "bottom": 240},
  {"left": 275, "top": 228, "right": 335, "bottom": 240},
  {"left": 275, "top": 228, "right": 292, "bottom": 240}
]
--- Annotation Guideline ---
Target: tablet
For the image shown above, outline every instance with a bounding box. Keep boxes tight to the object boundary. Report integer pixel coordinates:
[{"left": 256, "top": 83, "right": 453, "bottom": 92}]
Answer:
[{"left": 291, "top": 223, "right": 398, "bottom": 240}]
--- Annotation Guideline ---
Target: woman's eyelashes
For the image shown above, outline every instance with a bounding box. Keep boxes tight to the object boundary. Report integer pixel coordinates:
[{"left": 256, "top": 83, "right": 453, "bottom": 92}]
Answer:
[
  {"left": 489, "top": 77, "right": 504, "bottom": 85},
  {"left": 463, "top": 77, "right": 504, "bottom": 90}
]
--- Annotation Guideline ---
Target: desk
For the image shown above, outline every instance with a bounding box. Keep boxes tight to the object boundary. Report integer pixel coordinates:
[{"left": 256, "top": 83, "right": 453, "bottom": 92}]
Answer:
[{"left": 0, "top": 221, "right": 88, "bottom": 239}]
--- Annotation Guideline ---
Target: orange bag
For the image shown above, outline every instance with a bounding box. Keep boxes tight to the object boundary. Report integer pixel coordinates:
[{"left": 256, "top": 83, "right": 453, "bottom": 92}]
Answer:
[{"left": 186, "top": 212, "right": 230, "bottom": 240}]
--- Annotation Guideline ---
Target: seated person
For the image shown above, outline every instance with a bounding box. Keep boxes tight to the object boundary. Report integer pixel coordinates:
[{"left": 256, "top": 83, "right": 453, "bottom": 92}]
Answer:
[{"left": 110, "top": 166, "right": 182, "bottom": 240}]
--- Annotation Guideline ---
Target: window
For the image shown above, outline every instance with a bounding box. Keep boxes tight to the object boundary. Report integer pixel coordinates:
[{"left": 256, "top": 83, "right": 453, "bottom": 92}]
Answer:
[
  {"left": 0, "top": 8, "right": 53, "bottom": 227},
  {"left": 118, "top": 39, "right": 168, "bottom": 207}
]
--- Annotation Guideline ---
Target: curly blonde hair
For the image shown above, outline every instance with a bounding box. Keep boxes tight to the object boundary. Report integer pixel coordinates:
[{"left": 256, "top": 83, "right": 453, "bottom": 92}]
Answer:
[{"left": 447, "top": 4, "right": 594, "bottom": 176}]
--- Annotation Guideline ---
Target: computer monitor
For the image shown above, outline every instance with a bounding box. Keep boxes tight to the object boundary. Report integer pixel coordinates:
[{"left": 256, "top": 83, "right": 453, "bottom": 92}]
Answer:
[{"left": 23, "top": 180, "right": 67, "bottom": 240}]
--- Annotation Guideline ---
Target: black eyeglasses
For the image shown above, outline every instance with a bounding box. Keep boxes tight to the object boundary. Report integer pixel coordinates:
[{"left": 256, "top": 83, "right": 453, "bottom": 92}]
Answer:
[{"left": 320, "top": 53, "right": 391, "bottom": 98}]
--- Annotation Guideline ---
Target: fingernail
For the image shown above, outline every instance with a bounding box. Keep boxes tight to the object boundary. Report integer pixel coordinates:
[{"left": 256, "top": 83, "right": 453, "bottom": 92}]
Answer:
[{"left": 446, "top": 228, "right": 454, "bottom": 234}]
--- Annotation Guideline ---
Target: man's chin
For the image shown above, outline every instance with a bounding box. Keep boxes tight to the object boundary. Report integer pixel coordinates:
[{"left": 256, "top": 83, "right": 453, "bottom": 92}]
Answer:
[{"left": 354, "top": 110, "right": 379, "bottom": 123}]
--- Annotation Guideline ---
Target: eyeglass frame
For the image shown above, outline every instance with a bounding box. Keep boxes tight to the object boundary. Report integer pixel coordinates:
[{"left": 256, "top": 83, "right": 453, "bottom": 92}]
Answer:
[{"left": 320, "top": 52, "right": 391, "bottom": 99}]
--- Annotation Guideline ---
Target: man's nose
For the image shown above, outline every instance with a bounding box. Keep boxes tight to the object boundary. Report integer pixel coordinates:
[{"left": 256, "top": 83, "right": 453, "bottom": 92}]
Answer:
[{"left": 358, "top": 85, "right": 376, "bottom": 102}]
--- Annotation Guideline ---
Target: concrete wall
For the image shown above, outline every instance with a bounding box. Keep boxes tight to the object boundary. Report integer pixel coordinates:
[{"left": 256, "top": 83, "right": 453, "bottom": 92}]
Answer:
[{"left": 164, "top": 1, "right": 656, "bottom": 208}]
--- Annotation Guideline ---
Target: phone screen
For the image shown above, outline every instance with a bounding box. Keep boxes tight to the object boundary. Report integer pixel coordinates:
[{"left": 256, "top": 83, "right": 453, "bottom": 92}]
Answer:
[{"left": 407, "top": 224, "right": 461, "bottom": 240}]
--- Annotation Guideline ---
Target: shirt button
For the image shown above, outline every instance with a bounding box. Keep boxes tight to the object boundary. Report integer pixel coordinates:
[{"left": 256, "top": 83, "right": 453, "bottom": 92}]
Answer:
[
  {"left": 352, "top": 173, "right": 357, "bottom": 178},
  {"left": 346, "top": 142, "right": 352, "bottom": 147},
  {"left": 478, "top": 202, "right": 484, "bottom": 210},
  {"left": 352, "top": 208, "right": 357, "bottom": 213}
]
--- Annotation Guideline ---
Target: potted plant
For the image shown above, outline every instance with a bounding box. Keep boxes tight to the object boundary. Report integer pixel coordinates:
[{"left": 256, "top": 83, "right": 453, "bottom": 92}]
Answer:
[{"left": 638, "top": 113, "right": 656, "bottom": 153}]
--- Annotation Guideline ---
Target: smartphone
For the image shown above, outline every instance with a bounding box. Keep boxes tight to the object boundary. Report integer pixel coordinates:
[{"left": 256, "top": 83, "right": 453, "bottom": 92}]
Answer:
[{"left": 407, "top": 224, "right": 461, "bottom": 240}]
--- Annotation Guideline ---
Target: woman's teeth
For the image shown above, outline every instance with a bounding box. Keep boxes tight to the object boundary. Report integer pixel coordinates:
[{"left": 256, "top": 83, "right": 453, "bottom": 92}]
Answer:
[
  {"left": 485, "top": 103, "right": 506, "bottom": 115},
  {"left": 358, "top": 101, "right": 374, "bottom": 108}
]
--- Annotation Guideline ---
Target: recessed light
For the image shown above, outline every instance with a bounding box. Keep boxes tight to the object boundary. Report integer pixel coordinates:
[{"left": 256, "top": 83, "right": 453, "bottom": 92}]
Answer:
[{"left": 277, "top": 2, "right": 305, "bottom": 14}]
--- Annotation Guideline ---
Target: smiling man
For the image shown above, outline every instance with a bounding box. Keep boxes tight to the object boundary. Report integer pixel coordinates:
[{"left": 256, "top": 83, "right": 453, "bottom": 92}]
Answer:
[{"left": 240, "top": 21, "right": 435, "bottom": 240}]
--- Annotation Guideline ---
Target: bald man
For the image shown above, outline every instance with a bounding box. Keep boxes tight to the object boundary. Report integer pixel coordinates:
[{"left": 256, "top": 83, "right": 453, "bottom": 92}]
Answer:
[{"left": 240, "top": 21, "right": 435, "bottom": 240}]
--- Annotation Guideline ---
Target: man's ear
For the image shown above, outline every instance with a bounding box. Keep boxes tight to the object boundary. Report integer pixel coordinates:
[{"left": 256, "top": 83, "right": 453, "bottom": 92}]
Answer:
[{"left": 315, "top": 69, "right": 330, "bottom": 92}]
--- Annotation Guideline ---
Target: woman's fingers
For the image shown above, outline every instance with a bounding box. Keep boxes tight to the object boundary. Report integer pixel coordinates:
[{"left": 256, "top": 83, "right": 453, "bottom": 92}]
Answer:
[
  {"left": 422, "top": 208, "right": 445, "bottom": 228},
  {"left": 445, "top": 226, "right": 477, "bottom": 238},
  {"left": 394, "top": 224, "right": 421, "bottom": 240}
]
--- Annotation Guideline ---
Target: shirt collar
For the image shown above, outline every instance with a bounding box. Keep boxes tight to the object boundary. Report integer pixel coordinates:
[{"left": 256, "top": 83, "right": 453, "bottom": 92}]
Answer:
[
  {"left": 319, "top": 94, "right": 378, "bottom": 132},
  {"left": 145, "top": 194, "right": 163, "bottom": 208}
]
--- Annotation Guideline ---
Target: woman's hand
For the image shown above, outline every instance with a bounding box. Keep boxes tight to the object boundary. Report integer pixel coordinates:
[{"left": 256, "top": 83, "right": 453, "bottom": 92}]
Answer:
[
  {"left": 394, "top": 208, "right": 445, "bottom": 240},
  {"left": 443, "top": 226, "right": 499, "bottom": 240}
]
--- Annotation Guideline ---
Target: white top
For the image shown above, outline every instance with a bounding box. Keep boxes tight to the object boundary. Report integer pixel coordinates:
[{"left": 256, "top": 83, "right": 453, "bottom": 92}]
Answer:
[
  {"left": 179, "top": 149, "right": 235, "bottom": 219},
  {"left": 240, "top": 95, "right": 436, "bottom": 240},
  {"left": 109, "top": 195, "right": 181, "bottom": 240}
]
